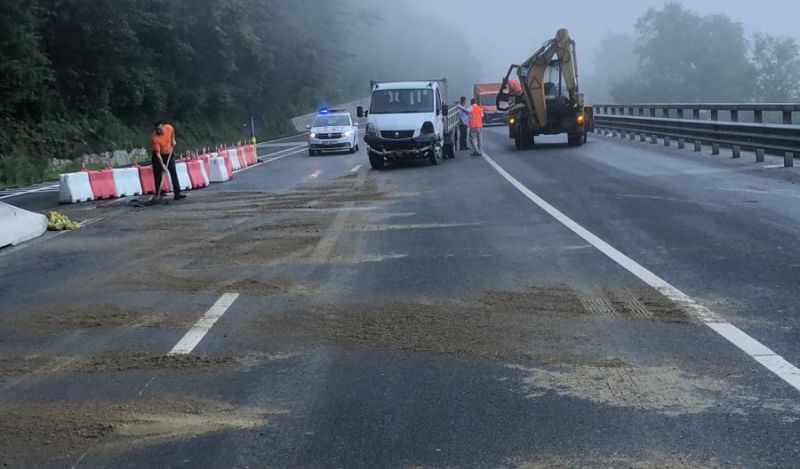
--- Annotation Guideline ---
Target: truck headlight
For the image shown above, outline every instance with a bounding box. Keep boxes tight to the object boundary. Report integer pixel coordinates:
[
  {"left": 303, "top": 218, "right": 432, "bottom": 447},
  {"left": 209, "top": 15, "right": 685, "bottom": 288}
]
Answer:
[
  {"left": 310, "top": 132, "right": 316, "bottom": 139},
  {"left": 344, "top": 130, "right": 354, "bottom": 137}
]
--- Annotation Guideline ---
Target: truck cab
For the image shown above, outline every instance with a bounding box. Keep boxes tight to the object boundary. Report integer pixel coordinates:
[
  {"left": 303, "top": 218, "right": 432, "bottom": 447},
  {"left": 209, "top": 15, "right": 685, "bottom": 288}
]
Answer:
[
  {"left": 358, "top": 80, "right": 456, "bottom": 169},
  {"left": 474, "top": 83, "right": 506, "bottom": 126}
]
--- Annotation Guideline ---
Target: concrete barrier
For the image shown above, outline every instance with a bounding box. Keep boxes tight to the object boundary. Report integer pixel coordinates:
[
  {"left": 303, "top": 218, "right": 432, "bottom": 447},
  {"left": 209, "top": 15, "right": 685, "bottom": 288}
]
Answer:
[
  {"left": 112, "top": 167, "right": 143, "bottom": 197},
  {"left": 59, "top": 172, "right": 94, "bottom": 203},
  {"left": 0, "top": 202, "right": 48, "bottom": 248}
]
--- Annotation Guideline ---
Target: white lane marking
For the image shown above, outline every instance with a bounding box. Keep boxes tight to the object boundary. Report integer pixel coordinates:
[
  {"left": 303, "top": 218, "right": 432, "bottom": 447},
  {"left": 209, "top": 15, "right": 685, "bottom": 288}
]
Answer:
[
  {"left": 168, "top": 293, "right": 240, "bottom": 355},
  {"left": 308, "top": 169, "right": 323, "bottom": 180},
  {"left": 235, "top": 146, "right": 307, "bottom": 174},
  {"left": 350, "top": 164, "right": 363, "bottom": 173},
  {"left": 763, "top": 164, "right": 785, "bottom": 169},
  {"left": 482, "top": 151, "right": 800, "bottom": 392},
  {"left": 258, "top": 142, "right": 306, "bottom": 148},
  {"left": 0, "top": 184, "right": 60, "bottom": 200}
]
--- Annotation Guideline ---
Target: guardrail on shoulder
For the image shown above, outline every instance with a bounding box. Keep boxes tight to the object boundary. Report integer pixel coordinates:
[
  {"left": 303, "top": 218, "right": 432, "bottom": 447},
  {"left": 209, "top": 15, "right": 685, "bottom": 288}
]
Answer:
[{"left": 593, "top": 103, "right": 800, "bottom": 168}]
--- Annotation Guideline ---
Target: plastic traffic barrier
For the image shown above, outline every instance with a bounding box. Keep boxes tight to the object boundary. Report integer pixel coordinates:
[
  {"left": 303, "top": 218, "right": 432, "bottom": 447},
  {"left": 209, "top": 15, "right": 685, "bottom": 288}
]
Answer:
[
  {"left": 198, "top": 154, "right": 211, "bottom": 175},
  {"left": 248, "top": 144, "right": 258, "bottom": 165},
  {"left": 0, "top": 202, "right": 48, "bottom": 248},
  {"left": 221, "top": 153, "right": 234, "bottom": 178},
  {"left": 185, "top": 160, "right": 209, "bottom": 188},
  {"left": 225, "top": 149, "right": 241, "bottom": 171},
  {"left": 137, "top": 164, "right": 171, "bottom": 195},
  {"left": 238, "top": 148, "right": 248, "bottom": 168},
  {"left": 208, "top": 156, "right": 230, "bottom": 183},
  {"left": 175, "top": 162, "right": 193, "bottom": 191},
  {"left": 86, "top": 168, "right": 118, "bottom": 200},
  {"left": 111, "top": 167, "right": 143, "bottom": 197},
  {"left": 59, "top": 172, "right": 95, "bottom": 203}
]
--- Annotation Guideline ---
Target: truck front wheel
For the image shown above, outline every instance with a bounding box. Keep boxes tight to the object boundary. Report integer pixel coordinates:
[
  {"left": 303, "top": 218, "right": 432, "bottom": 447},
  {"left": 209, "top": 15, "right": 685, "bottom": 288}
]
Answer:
[
  {"left": 568, "top": 132, "right": 585, "bottom": 146},
  {"left": 368, "top": 151, "right": 385, "bottom": 170}
]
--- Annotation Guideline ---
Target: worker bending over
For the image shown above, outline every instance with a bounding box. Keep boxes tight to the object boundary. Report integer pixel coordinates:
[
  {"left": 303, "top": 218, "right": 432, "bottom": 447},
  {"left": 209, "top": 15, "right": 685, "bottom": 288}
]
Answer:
[{"left": 150, "top": 121, "right": 185, "bottom": 201}]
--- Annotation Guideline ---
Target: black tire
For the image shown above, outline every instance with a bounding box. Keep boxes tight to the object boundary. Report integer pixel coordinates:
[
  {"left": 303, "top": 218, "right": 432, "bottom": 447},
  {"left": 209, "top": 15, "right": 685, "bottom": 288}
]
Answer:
[
  {"left": 428, "top": 141, "right": 441, "bottom": 166},
  {"left": 308, "top": 149, "right": 315, "bottom": 156},
  {"left": 568, "top": 132, "right": 585, "bottom": 146},
  {"left": 368, "top": 151, "right": 384, "bottom": 170},
  {"left": 349, "top": 145, "right": 357, "bottom": 154}
]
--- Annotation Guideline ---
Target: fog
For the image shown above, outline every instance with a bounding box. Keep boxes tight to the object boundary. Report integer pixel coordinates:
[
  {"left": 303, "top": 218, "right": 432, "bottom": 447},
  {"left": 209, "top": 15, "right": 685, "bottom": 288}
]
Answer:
[{"left": 346, "top": 0, "right": 800, "bottom": 101}]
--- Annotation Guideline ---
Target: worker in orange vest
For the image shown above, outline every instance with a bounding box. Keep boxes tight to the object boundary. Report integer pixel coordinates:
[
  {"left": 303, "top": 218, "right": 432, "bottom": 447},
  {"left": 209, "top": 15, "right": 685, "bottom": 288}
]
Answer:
[
  {"left": 150, "top": 121, "right": 185, "bottom": 202},
  {"left": 467, "top": 98, "right": 485, "bottom": 156}
]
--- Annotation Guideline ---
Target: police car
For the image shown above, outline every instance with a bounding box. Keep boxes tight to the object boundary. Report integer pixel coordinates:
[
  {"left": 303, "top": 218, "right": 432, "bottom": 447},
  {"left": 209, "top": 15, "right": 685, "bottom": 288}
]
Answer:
[{"left": 307, "top": 109, "right": 359, "bottom": 156}]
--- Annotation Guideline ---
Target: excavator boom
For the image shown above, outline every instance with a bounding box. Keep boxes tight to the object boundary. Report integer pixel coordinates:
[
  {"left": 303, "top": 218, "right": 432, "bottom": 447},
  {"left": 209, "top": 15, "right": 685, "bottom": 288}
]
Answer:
[{"left": 517, "top": 28, "right": 579, "bottom": 127}]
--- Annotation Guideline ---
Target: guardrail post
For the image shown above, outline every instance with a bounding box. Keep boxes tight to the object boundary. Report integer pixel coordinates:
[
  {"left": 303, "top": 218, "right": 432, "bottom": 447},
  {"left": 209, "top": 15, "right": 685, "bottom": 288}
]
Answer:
[
  {"left": 678, "top": 139, "right": 686, "bottom": 149},
  {"left": 754, "top": 110, "right": 763, "bottom": 123},
  {"left": 732, "top": 145, "right": 741, "bottom": 158},
  {"left": 664, "top": 136, "right": 671, "bottom": 147},
  {"left": 639, "top": 134, "right": 646, "bottom": 142},
  {"left": 694, "top": 141, "right": 702, "bottom": 152},
  {"left": 677, "top": 109, "right": 684, "bottom": 119},
  {"left": 649, "top": 108, "right": 656, "bottom": 118},
  {"left": 711, "top": 110, "right": 718, "bottom": 121},
  {"left": 784, "top": 111, "right": 793, "bottom": 125},
  {"left": 785, "top": 152, "right": 795, "bottom": 168},
  {"left": 712, "top": 143, "right": 720, "bottom": 155},
  {"left": 731, "top": 110, "right": 739, "bottom": 122},
  {"left": 756, "top": 148, "right": 765, "bottom": 163},
  {"left": 693, "top": 109, "right": 700, "bottom": 120},
  {"left": 650, "top": 135, "right": 658, "bottom": 144}
]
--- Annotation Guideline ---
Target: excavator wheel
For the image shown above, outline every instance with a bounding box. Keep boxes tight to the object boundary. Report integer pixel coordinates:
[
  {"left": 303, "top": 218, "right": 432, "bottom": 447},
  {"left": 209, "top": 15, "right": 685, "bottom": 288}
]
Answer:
[{"left": 568, "top": 132, "right": 584, "bottom": 147}]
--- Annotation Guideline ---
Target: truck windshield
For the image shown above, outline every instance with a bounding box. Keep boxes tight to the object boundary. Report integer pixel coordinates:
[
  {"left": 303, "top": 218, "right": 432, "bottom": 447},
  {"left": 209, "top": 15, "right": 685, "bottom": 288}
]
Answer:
[
  {"left": 479, "top": 93, "right": 497, "bottom": 106},
  {"left": 312, "top": 115, "right": 350, "bottom": 127},
  {"left": 370, "top": 89, "right": 434, "bottom": 114}
]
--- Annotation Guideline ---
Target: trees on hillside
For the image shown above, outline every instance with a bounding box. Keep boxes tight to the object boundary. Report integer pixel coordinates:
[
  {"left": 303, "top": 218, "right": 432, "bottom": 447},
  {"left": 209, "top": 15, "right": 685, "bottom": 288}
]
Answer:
[{"left": 604, "top": 1, "right": 800, "bottom": 104}]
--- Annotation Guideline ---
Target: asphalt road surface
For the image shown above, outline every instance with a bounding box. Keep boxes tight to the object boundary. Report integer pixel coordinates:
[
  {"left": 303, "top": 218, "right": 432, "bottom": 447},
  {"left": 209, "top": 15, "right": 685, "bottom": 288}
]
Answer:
[{"left": 2, "top": 128, "right": 800, "bottom": 468}]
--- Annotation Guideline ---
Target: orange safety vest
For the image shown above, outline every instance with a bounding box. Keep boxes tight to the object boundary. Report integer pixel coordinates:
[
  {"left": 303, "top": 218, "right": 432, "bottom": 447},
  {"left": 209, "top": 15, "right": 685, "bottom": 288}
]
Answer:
[{"left": 468, "top": 104, "right": 484, "bottom": 128}]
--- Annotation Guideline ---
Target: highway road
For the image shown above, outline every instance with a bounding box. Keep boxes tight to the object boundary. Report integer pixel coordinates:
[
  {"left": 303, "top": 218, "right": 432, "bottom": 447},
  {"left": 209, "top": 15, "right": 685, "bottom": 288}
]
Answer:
[{"left": 2, "top": 128, "right": 800, "bottom": 468}]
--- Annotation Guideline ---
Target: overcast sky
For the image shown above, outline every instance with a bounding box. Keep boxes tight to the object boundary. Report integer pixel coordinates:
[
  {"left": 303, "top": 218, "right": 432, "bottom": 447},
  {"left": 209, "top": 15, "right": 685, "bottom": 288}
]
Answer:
[{"left": 396, "top": 0, "right": 800, "bottom": 81}]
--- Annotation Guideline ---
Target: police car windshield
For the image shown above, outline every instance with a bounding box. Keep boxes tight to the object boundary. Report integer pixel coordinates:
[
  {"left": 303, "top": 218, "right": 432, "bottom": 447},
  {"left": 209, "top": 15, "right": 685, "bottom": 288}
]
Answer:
[
  {"left": 312, "top": 115, "right": 350, "bottom": 127},
  {"left": 371, "top": 89, "right": 434, "bottom": 114}
]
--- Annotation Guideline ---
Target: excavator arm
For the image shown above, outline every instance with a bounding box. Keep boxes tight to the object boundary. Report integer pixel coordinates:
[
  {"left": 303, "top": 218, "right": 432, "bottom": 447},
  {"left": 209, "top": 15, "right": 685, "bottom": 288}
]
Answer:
[{"left": 504, "top": 28, "right": 580, "bottom": 128}]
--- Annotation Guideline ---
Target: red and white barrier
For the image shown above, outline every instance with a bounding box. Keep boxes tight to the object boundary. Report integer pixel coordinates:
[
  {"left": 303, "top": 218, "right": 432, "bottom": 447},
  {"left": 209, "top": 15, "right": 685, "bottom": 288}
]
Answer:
[
  {"left": 227, "top": 149, "right": 242, "bottom": 171},
  {"left": 137, "top": 163, "right": 171, "bottom": 195},
  {"left": 208, "top": 156, "right": 230, "bottom": 183},
  {"left": 175, "top": 162, "right": 193, "bottom": 191},
  {"left": 86, "top": 168, "right": 118, "bottom": 200},
  {"left": 112, "top": 167, "right": 143, "bottom": 197},
  {"left": 185, "top": 160, "right": 209, "bottom": 188},
  {"left": 59, "top": 172, "right": 94, "bottom": 203}
]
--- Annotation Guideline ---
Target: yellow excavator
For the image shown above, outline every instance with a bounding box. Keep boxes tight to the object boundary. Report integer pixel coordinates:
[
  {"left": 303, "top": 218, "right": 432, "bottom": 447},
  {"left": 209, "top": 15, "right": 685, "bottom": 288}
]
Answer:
[{"left": 497, "top": 28, "right": 591, "bottom": 150}]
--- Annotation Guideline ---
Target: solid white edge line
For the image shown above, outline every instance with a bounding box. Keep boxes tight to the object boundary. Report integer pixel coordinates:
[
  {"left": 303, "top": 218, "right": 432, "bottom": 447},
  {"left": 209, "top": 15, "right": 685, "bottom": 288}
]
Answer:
[
  {"left": 168, "top": 292, "right": 240, "bottom": 355},
  {"left": 0, "top": 184, "right": 60, "bottom": 200},
  {"left": 234, "top": 146, "right": 307, "bottom": 174},
  {"left": 481, "top": 151, "right": 800, "bottom": 393}
]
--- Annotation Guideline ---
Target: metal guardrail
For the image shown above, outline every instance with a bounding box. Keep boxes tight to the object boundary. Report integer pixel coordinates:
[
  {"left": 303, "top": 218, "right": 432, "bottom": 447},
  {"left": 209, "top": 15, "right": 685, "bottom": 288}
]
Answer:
[{"left": 593, "top": 103, "right": 800, "bottom": 167}]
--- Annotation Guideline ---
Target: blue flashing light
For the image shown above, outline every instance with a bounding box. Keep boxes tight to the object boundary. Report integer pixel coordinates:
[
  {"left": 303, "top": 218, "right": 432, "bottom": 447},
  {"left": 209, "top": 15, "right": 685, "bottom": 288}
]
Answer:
[{"left": 318, "top": 107, "right": 329, "bottom": 115}]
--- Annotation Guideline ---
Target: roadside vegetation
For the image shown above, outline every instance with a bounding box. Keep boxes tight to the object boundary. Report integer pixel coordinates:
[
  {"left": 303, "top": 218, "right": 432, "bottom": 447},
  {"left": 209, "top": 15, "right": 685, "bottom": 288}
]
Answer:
[{"left": 587, "top": 2, "right": 800, "bottom": 104}]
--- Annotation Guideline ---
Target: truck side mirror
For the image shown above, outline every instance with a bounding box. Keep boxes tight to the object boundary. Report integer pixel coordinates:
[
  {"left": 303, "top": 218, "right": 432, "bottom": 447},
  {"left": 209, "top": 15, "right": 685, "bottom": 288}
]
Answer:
[
  {"left": 357, "top": 106, "right": 364, "bottom": 118},
  {"left": 441, "top": 104, "right": 449, "bottom": 115},
  {"left": 496, "top": 91, "right": 510, "bottom": 111}
]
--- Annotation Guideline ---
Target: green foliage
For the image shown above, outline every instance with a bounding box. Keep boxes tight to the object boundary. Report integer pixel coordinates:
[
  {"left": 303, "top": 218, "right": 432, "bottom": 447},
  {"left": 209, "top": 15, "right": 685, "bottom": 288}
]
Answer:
[
  {"left": 0, "top": 0, "right": 354, "bottom": 186},
  {"left": 611, "top": 2, "right": 755, "bottom": 103},
  {"left": 752, "top": 33, "right": 800, "bottom": 103}
]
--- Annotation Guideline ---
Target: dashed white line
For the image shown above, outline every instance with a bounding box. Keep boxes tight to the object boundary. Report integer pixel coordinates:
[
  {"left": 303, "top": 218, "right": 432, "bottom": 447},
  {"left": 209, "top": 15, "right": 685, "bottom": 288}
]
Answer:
[
  {"left": 350, "top": 164, "right": 363, "bottom": 173},
  {"left": 308, "top": 169, "right": 323, "bottom": 180},
  {"left": 168, "top": 293, "right": 240, "bottom": 355},
  {"left": 482, "top": 151, "right": 800, "bottom": 393}
]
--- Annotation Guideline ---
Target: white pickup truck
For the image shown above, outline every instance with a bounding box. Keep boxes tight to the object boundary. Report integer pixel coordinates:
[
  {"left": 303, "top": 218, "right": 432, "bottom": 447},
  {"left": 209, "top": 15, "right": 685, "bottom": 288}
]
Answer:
[{"left": 358, "top": 79, "right": 458, "bottom": 169}]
